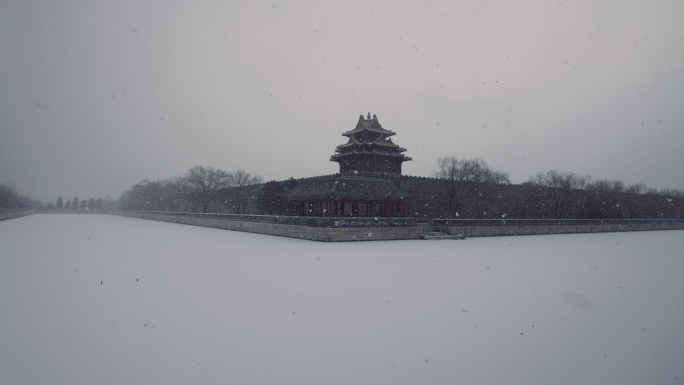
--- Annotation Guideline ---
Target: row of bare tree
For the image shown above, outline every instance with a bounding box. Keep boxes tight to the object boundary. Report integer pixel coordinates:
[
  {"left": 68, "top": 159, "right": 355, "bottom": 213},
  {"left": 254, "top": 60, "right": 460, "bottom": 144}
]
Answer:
[
  {"left": 118, "top": 166, "right": 263, "bottom": 213},
  {"left": 414, "top": 156, "right": 684, "bottom": 220},
  {"left": 0, "top": 183, "right": 33, "bottom": 209},
  {"left": 431, "top": 157, "right": 510, "bottom": 219},
  {"left": 518, "top": 170, "right": 683, "bottom": 219}
]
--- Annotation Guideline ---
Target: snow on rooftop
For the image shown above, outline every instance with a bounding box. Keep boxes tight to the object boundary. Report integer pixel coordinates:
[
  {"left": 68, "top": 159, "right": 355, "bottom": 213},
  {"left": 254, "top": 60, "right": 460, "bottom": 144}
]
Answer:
[{"left": 1, "top": 214, "right": 683, "bottom": 384}]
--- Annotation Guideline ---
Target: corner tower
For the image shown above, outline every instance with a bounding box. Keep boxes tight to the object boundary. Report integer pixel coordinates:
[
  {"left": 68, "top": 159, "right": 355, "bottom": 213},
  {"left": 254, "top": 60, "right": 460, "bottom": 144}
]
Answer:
[{"left": 330, "top": 113, "right": 412, "bottom": 174}]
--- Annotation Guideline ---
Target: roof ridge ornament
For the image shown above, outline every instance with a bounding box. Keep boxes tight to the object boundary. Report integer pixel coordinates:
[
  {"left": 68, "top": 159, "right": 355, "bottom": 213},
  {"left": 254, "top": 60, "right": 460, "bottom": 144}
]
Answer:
[{"left": 359, "top": 112, "right": 379, "bottom": 122}]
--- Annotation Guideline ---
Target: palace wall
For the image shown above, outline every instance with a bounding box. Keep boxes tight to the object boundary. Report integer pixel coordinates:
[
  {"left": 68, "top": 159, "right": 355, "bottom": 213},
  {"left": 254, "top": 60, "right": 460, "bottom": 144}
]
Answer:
[{"left": 151, "top": 173, "right": 683, "bottom": 222}]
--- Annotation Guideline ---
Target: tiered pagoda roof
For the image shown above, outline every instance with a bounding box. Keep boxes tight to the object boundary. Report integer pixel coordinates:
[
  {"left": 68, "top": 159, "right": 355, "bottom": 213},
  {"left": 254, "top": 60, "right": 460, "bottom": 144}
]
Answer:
[{"left": 330, "top": 113, "right": 411, "bottom": 174}]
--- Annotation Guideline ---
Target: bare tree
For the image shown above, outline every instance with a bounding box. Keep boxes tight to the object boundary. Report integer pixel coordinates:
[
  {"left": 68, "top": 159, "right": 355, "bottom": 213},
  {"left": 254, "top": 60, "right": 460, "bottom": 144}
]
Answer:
[
  {"left": 625, "top": 183, "right": 646, "bottom": 195},
  {"left": 587, "top": 179, "right": 624, "bottom": 193},
  {"left": 585, "top": 178, "right": 625, "bottom": 219},
  {"left": 102, "top": 196, "right": 115, "bottom": 210},
  {"left": 658, "top": 188, "right": 684, "bottom": 218},
  {"left": 0, "top": 183, "right": 31, "bottom": 209},
  {"left": 433, "top": 157, "right": 473, "bottom": 218},
  {"left": 225, "top": 169, "right": 264, "bottom": 214},
  {"left": 177, "top": 166, "right": 233, "bottom": 213},
  {"left": 644, "top": 188, "right": 665, "bottom": 218},
  {"left": 119, "top": 179, "right": 153, "bottom": 211},
  {"left": 469, "top": 160, "right": 510, "bottom": 218},
  {"left": 433, "top": 156, "right": 508, "bottom": 218},
  {"left": 623, "top": 183, "right": 647, "bottom": 218},
  {"left": 526, "top": 170, "right": 589, "bottom": 218}
]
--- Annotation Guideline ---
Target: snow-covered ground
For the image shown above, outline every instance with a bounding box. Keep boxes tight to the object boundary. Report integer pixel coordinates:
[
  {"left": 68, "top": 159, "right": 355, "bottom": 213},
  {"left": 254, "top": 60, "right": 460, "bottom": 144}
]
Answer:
[{"left": 1, "top": 214, "right": 683, "bottom": 385}]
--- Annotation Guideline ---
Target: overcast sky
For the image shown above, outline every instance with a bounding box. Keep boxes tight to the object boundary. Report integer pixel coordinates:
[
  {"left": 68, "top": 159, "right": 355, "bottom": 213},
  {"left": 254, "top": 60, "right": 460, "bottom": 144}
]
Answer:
[{"left": 1, "top": 0, "right": 683, "bottom": 203}]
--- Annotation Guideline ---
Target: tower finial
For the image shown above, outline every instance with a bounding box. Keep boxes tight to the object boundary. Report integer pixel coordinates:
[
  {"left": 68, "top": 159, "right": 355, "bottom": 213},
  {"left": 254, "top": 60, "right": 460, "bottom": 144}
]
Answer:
[{"left": 367, "top": 112, "right": 371, "bottom": 120}]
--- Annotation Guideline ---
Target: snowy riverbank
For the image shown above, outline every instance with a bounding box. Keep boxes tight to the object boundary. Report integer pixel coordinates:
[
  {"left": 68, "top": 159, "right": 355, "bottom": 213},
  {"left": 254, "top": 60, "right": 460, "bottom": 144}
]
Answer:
[{"left": 1, "top": 214, "right": 682, "bottom": 384}]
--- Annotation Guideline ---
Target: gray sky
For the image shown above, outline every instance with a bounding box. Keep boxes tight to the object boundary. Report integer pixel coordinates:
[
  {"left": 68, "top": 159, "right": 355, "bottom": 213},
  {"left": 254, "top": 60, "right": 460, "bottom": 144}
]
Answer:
[{"left": 1, "top": 0, "right": 683, "bottom": 203}]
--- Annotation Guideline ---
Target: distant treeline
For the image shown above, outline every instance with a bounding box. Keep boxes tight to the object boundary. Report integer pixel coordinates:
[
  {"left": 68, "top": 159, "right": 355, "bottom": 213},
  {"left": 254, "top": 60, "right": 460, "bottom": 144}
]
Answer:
[
  {"left": 117, "top": 158, "right": 684, "bottom": 220},
  {"left": 48, "top": 196, "right": 114, "bottom": 211},
  {"left": 118, "top": 166, "right": 263, "bottom": 213},
  {"left": 399, "top": 173, "right": 684, "bottom": 221}
]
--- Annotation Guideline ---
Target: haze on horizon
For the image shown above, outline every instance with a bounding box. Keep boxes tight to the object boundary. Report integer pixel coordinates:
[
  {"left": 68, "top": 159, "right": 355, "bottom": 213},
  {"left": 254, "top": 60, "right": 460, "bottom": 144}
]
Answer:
[{"left": 1, "top": 0, "right": 683, "bottom": 203}]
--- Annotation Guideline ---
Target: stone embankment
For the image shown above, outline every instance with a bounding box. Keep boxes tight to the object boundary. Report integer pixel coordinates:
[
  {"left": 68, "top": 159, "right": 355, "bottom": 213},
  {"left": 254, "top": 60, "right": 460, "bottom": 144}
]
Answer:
[
  {"left": 434, "top": 219, "right": 684, "bottom": 238},
  {"left": 110, "top": 211, "right": 684, "bottom": 242},
  {"left": 0, "top": 209, "right": 34, "bottom": 221},
  {"left": 110, "top": 211, "right": 422, "bottom": 242}
]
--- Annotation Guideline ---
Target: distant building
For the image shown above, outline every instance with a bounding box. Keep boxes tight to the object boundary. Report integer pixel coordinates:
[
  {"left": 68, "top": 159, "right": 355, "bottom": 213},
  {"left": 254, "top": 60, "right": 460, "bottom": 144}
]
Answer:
[{"left": 284, "top": 113, "right": 412, "bottom": 217}]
